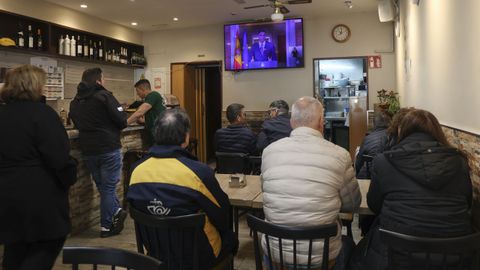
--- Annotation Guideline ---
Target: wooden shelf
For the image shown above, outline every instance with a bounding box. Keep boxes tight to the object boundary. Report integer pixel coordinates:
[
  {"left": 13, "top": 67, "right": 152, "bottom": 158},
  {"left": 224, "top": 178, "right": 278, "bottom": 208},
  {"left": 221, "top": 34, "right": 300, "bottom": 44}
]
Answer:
[{"left": 0, "top": 9, "right": 145, "bottom": 68}]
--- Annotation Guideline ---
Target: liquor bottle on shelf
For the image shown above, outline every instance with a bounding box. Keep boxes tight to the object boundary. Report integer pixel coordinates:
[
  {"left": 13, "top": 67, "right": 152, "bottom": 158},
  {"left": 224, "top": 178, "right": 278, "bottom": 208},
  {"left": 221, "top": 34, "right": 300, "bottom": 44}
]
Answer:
[
  {"left": 83, "top": 36, "right": 89, "bottom": 58},
  {"left": 59, "top": 35, "right": 64, "bottom": 55},
  {"left": 93, "top": 42, "right": 98, "bottom": 60},
  {"left": 76, "top": 35, "right": 83, "bottom": 57},
  {"left": 36, "top": 29, "right": 42, "bottom": 51},
  {"left": 70, "top": 35, "right": 76, "bottom": 56},
  {"left": 27, "top": 25, "right": 34, "bottom": 49},
  {"left": 89, "top": 40, "right": 93, "bottom": 60},
  {"left": 64, "top": 34, "right": 71, "bottom": 56},
  {"left": 17, "top": 23, "right": 24, "bottom": 48},
  {"left": 98, "top": 41, "right": 103, "bottom": 61},
  {"left": 112, "top": 49, "right": 116, "bottom": 62}
]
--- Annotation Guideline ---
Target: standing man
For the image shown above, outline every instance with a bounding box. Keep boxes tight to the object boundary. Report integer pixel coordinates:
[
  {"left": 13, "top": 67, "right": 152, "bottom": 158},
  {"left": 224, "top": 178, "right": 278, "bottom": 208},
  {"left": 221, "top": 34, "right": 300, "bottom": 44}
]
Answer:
[
  {"left": 127, "top": 79, "right": 165, "bottom": 148},
  {"left": 69, "top": 67, "right": 128, "bottom": 238},
  {"left": 250, "top": 30, "right": 276, "bottom": 62},
  {"left": 261, "top": 96, "right": 361, "bottom": 269},
  {"left": 214, "top": 103, "right": 257, "bottom": 154}
]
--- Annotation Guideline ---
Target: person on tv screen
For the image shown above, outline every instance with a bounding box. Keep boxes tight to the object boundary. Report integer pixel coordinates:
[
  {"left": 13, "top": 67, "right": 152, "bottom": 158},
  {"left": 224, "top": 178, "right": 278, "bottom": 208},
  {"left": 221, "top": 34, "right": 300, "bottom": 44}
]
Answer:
[{"left": 250, "top": 31, "right": 276, "bottom": 62}]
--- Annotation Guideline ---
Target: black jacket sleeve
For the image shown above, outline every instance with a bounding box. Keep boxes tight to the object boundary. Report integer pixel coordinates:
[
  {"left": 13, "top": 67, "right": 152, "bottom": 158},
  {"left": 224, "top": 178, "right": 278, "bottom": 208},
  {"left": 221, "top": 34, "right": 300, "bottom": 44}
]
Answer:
[
  {"left": 367, "top": 156, "right": 384, "bottom": 214},
  {"left": 35, "top": 107, "right": 77, "bottom": 189},
  {"left": 101, "top": 91, "right": 127, "bottom": 129}
]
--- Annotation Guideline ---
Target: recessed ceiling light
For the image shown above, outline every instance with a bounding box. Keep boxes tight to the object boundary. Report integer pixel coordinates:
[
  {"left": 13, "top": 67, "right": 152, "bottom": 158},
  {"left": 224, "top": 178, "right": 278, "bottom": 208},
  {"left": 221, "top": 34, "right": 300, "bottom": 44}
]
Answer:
[
  {"left": 80, "top": 4, "right": 88, "bottom": 8},
  {"left": 173, "top": 17, "right": 179, "bottom": 21},
  {"left": 131, "top": 22, "right": 138, "bottom": 26}
]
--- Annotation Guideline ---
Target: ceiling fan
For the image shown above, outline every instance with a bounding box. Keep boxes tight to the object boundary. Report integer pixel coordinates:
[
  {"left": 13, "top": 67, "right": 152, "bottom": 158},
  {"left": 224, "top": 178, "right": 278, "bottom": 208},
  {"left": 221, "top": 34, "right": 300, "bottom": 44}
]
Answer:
[{"left": 243, "top": 0, "right": 312, "bottom": 21}]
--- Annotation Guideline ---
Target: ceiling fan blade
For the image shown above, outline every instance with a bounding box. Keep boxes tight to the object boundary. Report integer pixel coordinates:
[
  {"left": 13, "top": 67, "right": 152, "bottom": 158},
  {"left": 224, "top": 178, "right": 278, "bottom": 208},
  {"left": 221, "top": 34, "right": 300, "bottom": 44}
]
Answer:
[
  {"left": 232, "top": 0, "right": 246, "bottom": 3},
  {"left": 287, "top": 0, "right": 312, "bottom": 4},
  {"left": 244, "top": 4, "right": 270, "bottom": 9},
  {"left": 280, "top": 6, "right": 290, "bottom": 14}
]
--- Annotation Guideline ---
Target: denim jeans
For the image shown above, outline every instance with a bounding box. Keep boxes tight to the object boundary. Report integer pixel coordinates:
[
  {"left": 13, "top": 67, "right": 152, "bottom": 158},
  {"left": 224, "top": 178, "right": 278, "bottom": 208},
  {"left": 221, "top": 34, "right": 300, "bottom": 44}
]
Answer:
[{"left": 83, "top": 149, "right": 122, "bottom": 229}]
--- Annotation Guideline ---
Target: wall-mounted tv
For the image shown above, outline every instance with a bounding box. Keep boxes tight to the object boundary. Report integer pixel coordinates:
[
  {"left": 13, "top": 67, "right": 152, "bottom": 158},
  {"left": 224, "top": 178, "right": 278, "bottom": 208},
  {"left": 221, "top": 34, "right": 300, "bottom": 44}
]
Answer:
[{"left": 224, "top": 18, "right": 304, "bottom": 71}]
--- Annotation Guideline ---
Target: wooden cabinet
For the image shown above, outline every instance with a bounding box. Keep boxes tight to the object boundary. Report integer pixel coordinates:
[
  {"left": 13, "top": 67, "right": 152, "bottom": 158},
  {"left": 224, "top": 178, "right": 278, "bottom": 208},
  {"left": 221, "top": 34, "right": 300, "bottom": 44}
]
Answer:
[{"left": 0, "top": 9, "right": 145, "bottom": 68}]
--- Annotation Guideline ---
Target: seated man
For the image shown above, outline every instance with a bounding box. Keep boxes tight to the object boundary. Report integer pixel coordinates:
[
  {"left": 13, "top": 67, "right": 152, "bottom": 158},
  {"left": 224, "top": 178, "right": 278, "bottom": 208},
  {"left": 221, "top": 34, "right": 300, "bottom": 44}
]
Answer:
[
  {"left": 355, "top": 112, "right": 391, "bottom": 179},
  {"left": 127, "top": 108, "right": 237, "bottom": 269},
  {"left": 257, "top": 99, "right": 292, "bottom": 152},
  {"left": 261, "top": 96, "right": 361, "bottom": 269},
  {"left": 214, "top": 103, "right": 257, "bottom": 154}
]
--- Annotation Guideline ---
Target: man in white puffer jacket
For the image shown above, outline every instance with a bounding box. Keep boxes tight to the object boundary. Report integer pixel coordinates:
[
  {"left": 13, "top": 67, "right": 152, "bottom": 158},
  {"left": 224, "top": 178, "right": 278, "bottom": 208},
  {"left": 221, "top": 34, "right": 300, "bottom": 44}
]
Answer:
[{"left": 261, "top": 96, "right": 361, "bottom": 269}]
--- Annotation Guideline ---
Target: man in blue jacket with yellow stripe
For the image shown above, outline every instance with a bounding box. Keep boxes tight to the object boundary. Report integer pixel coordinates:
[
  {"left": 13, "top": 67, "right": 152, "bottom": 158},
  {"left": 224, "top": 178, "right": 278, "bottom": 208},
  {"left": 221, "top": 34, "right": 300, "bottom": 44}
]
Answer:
[{"left": 127, "top": 108, "right": 237, "bottom": 269}]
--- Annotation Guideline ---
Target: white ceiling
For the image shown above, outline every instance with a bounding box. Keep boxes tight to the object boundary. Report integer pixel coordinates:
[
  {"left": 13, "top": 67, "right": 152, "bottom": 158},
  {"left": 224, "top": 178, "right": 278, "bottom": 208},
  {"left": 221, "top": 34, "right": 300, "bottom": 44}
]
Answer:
[{"left": 44, "top": 0, "right": 378, "bottom": 32}]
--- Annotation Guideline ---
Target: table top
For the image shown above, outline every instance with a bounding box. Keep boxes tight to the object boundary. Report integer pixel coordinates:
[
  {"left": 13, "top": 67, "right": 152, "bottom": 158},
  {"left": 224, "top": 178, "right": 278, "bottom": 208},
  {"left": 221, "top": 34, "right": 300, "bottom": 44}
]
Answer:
[
  {"left": 216, "top": 174, "right": 373, "bottom": 215},
  {"left": 216, "top": 174, "right": 262, "bottom": 207}
]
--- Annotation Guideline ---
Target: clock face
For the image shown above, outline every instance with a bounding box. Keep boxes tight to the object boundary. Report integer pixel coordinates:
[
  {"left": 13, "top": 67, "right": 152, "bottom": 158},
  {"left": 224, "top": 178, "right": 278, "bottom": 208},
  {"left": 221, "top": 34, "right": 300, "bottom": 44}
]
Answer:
[{"left": 332, "top": 24, "right": 351, "bottom": 43}]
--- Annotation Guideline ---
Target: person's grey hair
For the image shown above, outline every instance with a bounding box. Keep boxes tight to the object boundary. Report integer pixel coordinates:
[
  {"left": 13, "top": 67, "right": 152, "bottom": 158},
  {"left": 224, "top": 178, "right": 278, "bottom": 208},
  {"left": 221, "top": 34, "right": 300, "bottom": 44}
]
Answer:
[
  {"left": 269, "top": 100, "right": 289, "bottom": 115},
  {"left": 154, "top": 108, "right": 191, "bottom": 146},
  {"left": 291, "top": 96, "right": 324, "bottom": 127}
]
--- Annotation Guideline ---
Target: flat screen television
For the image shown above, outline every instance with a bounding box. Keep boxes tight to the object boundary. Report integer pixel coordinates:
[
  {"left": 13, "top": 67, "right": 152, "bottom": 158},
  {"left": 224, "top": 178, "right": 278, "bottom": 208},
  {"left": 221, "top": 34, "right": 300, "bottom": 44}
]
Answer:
[{"left": 224, "top": 18, "right": 304, "bottom": 71}]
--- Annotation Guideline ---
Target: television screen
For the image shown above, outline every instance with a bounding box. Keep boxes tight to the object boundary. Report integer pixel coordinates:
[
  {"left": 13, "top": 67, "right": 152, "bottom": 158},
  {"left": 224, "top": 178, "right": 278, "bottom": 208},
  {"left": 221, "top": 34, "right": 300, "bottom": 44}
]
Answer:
[{"left": 224, "top": 18, "right": 304, "bottom": 71}]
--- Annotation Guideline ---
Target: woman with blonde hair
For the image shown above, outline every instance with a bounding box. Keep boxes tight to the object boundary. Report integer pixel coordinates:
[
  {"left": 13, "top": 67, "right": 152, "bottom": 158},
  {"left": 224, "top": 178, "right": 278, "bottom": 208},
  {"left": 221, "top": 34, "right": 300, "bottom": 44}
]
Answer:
[
  {"left": 350, "top": 109, "right": 473, "bottom": 269},
  {"left": 0, "top": 64, "right": 77, "bottom": 270}
]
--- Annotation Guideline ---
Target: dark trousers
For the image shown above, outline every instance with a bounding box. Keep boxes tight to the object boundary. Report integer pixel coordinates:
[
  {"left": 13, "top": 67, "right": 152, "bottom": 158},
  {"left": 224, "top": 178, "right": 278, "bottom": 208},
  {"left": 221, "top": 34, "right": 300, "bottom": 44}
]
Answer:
[{"left": 2, "top": 237, "right": 66, "bottom": 270}]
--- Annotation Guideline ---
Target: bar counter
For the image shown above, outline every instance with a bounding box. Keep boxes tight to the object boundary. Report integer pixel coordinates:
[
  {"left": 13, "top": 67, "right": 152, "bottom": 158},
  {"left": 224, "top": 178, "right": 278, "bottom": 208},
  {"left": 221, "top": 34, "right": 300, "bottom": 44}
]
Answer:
[{"left": 67, "top": 125, "right": 144, "bottom": 234}]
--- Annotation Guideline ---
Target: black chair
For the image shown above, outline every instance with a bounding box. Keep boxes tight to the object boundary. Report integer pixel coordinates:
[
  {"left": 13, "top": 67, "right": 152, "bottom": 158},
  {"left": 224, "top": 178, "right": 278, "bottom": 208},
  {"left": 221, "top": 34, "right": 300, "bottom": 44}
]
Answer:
[
  {"left": 380, "top": 228, "right": 480, "bottom": 270},
  {"left": 249, "top": 155, "right": 262, "bottom": 175},
  {"left": 62, "top": 246, "right": 165, "bottom": 270},
  {"left": 215, "top": 151, "right": 250, "bottom": 174},
  {"left": 246, "top": 214, "right": 338, "bottom": 270},
  {"left": 122, "top": 149, "right": 147, "bottom": 209},
  {"left": 129, "top": 206, "right": 233, "bottom": 270}
]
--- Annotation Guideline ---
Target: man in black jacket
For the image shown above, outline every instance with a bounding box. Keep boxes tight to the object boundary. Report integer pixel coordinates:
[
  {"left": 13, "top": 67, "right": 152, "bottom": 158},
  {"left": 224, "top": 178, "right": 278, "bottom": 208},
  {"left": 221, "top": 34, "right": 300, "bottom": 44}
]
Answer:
[
  {"left": 214, "top": 103, "right": 257, "bottom": 154},
  {"left": 69, "top": 68, "right": 128, "bottom": 238},
  {"left": 355, "top": 112, "right": 391, "bottom": 179},
  {"left": 257, "top": 99, "right": 292, "bottom": 152}
]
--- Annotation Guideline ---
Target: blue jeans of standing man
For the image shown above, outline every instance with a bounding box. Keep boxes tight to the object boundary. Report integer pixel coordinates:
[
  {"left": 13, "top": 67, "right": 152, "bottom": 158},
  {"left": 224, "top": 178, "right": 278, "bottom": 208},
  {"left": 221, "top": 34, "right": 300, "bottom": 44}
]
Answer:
[{"left": 83, "top": 149, "right": 122, "bottom": 229}]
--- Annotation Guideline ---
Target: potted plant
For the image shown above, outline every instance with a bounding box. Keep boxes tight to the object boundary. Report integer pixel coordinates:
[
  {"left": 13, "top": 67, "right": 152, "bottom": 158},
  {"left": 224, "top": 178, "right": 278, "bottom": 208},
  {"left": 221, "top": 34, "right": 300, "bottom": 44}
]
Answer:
[{"left": 376, "top": 89, "right": 400, "bottom": 117}]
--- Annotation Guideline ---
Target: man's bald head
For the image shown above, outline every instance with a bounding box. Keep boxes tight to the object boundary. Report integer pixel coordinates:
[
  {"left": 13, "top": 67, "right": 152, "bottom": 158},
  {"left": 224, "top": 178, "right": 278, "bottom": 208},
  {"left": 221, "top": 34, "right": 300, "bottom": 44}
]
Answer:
[{"left": 290, "top": 96, "right": 324, "bottom": 132}]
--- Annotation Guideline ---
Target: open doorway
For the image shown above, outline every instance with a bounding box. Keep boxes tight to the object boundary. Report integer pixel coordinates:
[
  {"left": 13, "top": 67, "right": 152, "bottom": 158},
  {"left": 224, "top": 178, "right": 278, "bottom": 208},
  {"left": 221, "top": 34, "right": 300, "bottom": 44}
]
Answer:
[
  {"left": 313, "top": 57, "right": 369, "bottom": 159},
  {"left": 171, "top": 61, "right": 222, "bottom": 163}
]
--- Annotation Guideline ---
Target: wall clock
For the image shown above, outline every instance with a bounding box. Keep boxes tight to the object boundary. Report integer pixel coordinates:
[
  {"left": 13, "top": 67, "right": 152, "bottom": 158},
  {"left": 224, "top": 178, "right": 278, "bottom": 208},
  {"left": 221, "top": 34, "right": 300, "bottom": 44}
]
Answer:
[{"left": 332, "top": 24, "right": 351, "bottom": 43}]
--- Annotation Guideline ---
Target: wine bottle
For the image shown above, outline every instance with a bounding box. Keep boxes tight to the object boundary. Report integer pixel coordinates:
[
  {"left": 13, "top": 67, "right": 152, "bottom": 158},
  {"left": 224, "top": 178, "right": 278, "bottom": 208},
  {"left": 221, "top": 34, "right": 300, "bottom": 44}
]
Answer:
[
  {"left": 83, "top": 36, "right": 89, "bottom": 58},
  {"left": 27, "top": 25, "right": 34, "bottom": 49},
  {"left": 59, "top": 35, "right": 64, "bottom": 55},
  {"left": 17, "top": 23, "right": 24, "bottom": 48},
  {"left": 98, "top": 41, "right": 103, "bottom": 61},
  {"left": 36, "top": 29, "right": 42, "bottom": 51},
  {"left": 64, "top": 34, "right": 71, "bottom": 56},
  {"left": 93, "top": 42, "right": 98, "bottom": 60},
  {"left": 77, "top": 35, "right": 83, "bottom": 57},
  {"left": 70, "top": 36, "right": 76, "bottom": 57},
  {"left": 89, "top": 40, "right": 93, "bottom": 60}
]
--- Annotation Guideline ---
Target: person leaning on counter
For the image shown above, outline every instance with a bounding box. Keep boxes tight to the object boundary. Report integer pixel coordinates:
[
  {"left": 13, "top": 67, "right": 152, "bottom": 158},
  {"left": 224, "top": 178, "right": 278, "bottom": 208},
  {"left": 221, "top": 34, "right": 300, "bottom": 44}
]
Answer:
[{"left": 127, "top": 79, "right": 166, "bottom": 148}]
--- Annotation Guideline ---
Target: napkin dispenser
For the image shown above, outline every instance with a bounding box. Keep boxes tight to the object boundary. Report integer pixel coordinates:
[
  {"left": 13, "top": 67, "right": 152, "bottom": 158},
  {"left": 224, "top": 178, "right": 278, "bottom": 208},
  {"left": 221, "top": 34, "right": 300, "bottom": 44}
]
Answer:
[{"left": 229, "top": 174, "right": 247, "bottom": 188}]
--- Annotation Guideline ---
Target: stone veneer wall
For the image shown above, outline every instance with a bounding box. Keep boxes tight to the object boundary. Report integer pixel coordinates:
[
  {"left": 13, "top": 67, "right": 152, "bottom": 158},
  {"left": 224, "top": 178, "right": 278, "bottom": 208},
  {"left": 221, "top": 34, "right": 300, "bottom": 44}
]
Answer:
[
  {"left": 68, "top": 129, "right": 143, "bottom": 234},
  {"left": 443, "top": 126, "right": 480, "bottom": 229}
]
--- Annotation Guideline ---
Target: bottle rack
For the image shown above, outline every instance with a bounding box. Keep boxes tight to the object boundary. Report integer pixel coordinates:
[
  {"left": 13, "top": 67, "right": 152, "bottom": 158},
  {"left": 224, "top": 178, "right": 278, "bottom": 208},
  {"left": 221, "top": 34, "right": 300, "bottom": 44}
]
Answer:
[{"left": 0, "top": 9, "right": 145, "bottom": 68}]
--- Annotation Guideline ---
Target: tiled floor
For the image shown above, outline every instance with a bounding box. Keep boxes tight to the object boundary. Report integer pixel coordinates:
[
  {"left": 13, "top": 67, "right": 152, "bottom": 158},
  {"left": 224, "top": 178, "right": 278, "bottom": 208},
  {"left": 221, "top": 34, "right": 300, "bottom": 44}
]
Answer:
[{"left": 52, "top": 213, "right": 362, "bottom": 270}]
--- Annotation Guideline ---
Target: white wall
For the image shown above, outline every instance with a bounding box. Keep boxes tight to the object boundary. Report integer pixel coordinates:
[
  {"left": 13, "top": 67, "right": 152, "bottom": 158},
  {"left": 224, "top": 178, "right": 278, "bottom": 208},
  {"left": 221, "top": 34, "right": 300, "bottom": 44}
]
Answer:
[
  {"left": 396, "top": 1, "right": 480, "bottom": 134},
  {"left": 0, "top": 0, "right": 142, "bottom": 44},
  {"left": 144, "top": 11, "right": 395, "bottom": 110}
]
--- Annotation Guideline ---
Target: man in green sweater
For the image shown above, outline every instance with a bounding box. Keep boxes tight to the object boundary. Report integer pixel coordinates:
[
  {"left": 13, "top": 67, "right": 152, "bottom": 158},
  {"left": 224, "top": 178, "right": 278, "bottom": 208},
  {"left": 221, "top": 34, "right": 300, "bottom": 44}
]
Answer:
[{"left": 127, "top": 79, "right": 166, "bottom": 148}]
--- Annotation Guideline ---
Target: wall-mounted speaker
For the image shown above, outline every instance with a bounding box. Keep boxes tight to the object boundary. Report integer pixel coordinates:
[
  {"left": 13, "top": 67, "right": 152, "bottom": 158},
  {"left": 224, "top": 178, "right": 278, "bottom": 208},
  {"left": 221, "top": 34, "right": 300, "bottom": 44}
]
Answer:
[{"left": 378, "top": 0, "right": 396, "bottom": 22}]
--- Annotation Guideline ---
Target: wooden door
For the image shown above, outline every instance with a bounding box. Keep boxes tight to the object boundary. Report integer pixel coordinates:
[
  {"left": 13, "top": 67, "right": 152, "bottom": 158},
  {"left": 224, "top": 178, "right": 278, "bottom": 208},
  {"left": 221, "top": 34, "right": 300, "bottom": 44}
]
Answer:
[{"left": 349, "top": 96, "right": 367, "bottom": 160}]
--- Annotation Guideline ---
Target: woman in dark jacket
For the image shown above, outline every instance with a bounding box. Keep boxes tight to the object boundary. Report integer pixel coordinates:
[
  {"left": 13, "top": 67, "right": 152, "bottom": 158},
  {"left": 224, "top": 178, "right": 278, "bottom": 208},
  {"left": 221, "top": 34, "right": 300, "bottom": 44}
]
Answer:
[
  {"left": 349, "top": 109, "right": 473, "bottom": 270},
  {"left": 0, "top": 65, "right": 77, "bottom": 270}
]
